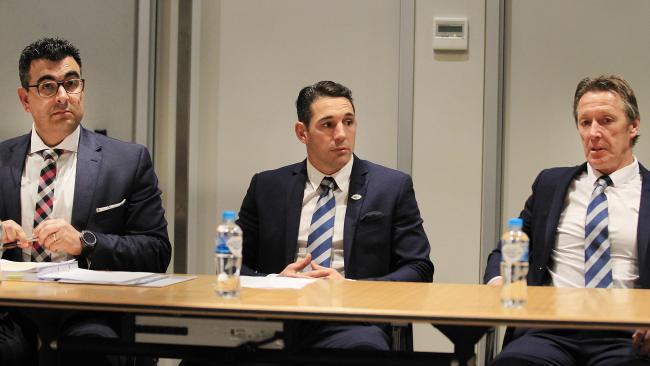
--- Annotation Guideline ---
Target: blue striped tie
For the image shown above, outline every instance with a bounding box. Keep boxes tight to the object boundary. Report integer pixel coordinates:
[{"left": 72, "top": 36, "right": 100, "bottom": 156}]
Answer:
[
  {"left": 307, "top": 177, "right": 337, "bottom": 267},
  {"left": 585, "top": 175, "right": 613, "bottom": 288}
]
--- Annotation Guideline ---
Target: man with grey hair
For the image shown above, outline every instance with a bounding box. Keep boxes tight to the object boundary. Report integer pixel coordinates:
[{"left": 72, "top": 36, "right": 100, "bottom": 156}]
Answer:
[{"left": 485, "top": 75, "right": 649, "bottom": 365}]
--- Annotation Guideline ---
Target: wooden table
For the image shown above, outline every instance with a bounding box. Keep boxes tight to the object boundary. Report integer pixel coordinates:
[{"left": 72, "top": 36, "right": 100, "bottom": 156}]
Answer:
[
  {"left": 1, "top": 276, "right": 649, "bottom": 364},
  {"left": 1, "top": 276, "right": 648, "bottom": 329}
]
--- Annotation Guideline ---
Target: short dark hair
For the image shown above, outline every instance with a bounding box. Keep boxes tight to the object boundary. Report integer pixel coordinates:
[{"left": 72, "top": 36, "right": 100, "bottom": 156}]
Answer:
[
  {"left": 19, "top": 37, "right": 82, "bottom": 89},
  {"left": 573, "top": 75, "right": 640, "bottom": 146},
  {"left": 296, "top": 81, "right": 355, "bottom": 127}
]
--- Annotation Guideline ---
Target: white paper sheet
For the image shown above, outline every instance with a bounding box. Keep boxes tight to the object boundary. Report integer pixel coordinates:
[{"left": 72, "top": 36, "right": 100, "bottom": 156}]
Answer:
[
  {"left": 240, "top": 275, "right": 316, "bottom": 289},
  {"left": 39, "top": 268, "right": 166, "bottom": 285},
  {"left": 0, "top": 259, "right": 77, "bottom": 272}
]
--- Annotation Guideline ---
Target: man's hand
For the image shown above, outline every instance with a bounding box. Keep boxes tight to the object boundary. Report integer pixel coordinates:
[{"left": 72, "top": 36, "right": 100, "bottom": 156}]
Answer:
[
  {"left": 33, "top": 219, "right": 82, "bottom": 256},
  {"left": 1, "top": 220, "right": 30, "bottom": 246},
  {"left": 279, "top": 253, "right": 313, "bottom": 278},
  {"left": 303, "top": 261, "right": 344, "bottom": 280},
  {"left": 633, "top": 329, "right": 650, "bottom": 355}
]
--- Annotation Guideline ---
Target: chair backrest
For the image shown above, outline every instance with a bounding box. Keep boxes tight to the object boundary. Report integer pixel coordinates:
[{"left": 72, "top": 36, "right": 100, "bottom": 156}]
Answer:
[{"left": 390, "top": 323, "right": 413, "bottom": 351}]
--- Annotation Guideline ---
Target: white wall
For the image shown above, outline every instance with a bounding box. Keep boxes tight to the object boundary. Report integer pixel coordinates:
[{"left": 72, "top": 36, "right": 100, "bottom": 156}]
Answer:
[
  {"left": 502, "top": 0, "right": 650, "bottom": 227},
  {"left": 411, "top": 0, "right": 486, "bottom": 353},
  {"left": 0, "top": 0, "right": 138, "bottom": 142}
]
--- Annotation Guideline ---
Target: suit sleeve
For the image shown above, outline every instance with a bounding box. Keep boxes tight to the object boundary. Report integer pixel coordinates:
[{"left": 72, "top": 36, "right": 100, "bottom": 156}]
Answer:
[
  {"left": 236, "top": 173, "right": 267, "bottom": 276},
  {"left": 483, "top": 170, "right": 542, "bottom": 283},
  {"left": 366, "top": 175, "right": 434, "bottom": 282},
  {"left": 85, "top": 147, "right": 171, "bottom": 273}
]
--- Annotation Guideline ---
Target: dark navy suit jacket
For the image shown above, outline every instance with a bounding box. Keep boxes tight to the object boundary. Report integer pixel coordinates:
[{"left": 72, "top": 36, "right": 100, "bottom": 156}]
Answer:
[
  {"left": 236, "top": 155, "right": 433, "bottom": 282},
  {"left": 484, "top": 162, "right": 650, "bottom": 288},
  {"left": 0, "top": 127, "right": 171, "bottom": 273}
]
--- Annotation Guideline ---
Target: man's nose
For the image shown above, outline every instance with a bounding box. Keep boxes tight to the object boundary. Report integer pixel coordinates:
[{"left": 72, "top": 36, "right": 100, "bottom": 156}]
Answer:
[
  {"left": 55, "top": 84, "right": 69, "bottom": 104},
  {"left": 333, "top": 123, "right": 346, "bottom": 141},
  {"left": 589, "top": 120, "right": 602, "bottom": 137}
]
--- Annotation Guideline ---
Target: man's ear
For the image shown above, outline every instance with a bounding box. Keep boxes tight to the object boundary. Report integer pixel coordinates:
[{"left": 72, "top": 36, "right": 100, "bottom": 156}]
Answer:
[
  {"left": 295, "top": 121, "right": 308, "bottom": 144},
  {"left": 17, "top": 87, "right": 31, "bottom": 112},
  {"left": 630, "top": 118, "right": 640, "bottom": 137}
]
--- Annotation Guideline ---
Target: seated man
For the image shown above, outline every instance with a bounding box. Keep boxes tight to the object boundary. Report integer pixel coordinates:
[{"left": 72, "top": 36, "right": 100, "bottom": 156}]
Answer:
[
  {"left": 485, "top": 75, "right": 650, "bottom": 365},
  {"left": 236, "top": 80, "right": 434, "bottom": 350},
  {"left": 0, "top": 37, "right": 171, "bottom": 366}
]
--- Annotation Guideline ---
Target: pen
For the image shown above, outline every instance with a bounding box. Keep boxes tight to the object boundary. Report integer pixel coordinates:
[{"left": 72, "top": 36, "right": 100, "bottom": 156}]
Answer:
[{"left": 1, "top": 237, "right": 37, "bottom": 251}]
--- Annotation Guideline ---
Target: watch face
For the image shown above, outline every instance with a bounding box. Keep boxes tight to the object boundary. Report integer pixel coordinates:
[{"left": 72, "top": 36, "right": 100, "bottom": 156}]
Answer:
[{"left": 82, "top": 231, "right": 97, "bottom": 246}]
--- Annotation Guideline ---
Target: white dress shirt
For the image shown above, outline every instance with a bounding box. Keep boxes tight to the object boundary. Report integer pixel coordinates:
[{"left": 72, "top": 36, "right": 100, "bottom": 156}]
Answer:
[
  {"left": 551, "top": 158, "right": 641, "bottom": 289},
  {"left": 21, "top": 125, "right": 80, "bottom": 262},
  {"left": 296, "top": 158, "right": 353, "bottom": 275}
]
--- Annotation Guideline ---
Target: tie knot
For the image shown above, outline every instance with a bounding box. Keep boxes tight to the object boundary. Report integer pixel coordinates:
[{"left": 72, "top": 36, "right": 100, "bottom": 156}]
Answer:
[
  {"left": 39, "top": 149, "right": 64, "bottom": 161},
  {"left": 320, "top": 177, "right": 337, "bottom": 196},
  {"left": 596, "top": 175, "right": 613, "bottom": 189}
]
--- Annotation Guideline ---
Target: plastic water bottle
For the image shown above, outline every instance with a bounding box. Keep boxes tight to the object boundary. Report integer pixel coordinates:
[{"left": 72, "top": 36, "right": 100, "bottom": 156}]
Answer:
[
  {"left": 500, "top": 217, "right": 529, "bottom": 308},
  {"left": 215, "top": 210, "right": 243, "bottom": 298}
]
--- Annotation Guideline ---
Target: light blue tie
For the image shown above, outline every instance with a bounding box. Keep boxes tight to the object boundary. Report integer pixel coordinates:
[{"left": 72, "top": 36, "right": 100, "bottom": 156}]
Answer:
[
  {"left": 307, "top": 177, "right": 337, "bottom": 267},
  {"left": 585, "top": 175, "right": 613, "bottom": 288}
]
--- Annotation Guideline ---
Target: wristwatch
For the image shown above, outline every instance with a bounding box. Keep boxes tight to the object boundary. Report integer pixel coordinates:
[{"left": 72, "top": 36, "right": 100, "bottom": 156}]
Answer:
[{"left": 80, "top": 230, "right": 97, "bottom": 258}]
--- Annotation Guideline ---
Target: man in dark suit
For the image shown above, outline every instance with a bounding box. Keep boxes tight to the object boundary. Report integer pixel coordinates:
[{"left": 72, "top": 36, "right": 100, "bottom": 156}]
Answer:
[
  {"left": 485, "top": 75, "right": 649, "bottom": 365},
  {"left": 0, "top": 37, "right": 170, "bottom": 366},
  {"left": 237, "top": 81, "right": 433, "bottom": 350}
]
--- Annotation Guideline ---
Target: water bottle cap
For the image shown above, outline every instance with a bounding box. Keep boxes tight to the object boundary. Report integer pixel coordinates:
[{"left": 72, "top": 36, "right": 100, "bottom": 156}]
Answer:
[
  {"left": 222, "top": 210, "right": 237, "bottom": 221},
  {"left": 508, "top": 218, "right": 523, "bottom": 228}
]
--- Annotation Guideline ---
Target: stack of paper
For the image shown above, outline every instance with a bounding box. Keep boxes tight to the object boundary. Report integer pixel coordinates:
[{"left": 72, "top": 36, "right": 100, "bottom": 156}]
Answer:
[
  {"left": 1, "top": 259, "right": 78, "bottom": 281},
  {"left": 0, "top": 259, "right": 194, "bottom": 287},
  {"left": 39, "top": 268, "right": 167, "bottom": 285}
]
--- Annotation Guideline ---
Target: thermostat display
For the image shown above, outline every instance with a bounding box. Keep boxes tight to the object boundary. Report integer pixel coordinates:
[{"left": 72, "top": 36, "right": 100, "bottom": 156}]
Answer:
[{"left": 433, "top": 17, "right": 468, "bottom": 51}]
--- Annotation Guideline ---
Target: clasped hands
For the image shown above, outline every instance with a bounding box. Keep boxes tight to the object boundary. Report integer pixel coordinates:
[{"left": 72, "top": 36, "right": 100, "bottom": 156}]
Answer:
[
  {"left": 278, "top": 253, "right": 344, "bottom": 280},
  {"left": 1, "top": 219, "right": 83, "bottom": 256}
]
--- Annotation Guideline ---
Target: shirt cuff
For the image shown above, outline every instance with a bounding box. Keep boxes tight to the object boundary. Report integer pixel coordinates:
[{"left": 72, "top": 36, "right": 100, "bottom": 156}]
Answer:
[{"left": 487, "top": 276, "right": 503, "bottom": 285}]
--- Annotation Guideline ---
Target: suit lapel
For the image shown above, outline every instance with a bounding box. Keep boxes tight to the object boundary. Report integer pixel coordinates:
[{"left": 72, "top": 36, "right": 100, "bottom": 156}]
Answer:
[
  {"left": 343, "top": 156, "right": 367, "bottom": 272},
  {"left": 284, "top": 161, "right": 307, "bottom": 265},
  {"left": 0, "top": 134, "right": 29, "bottom": 261},
  {"left": 637, "top": 163, "right": 650, "bottom": 284},
  {"left": 3, "top": 134, "right": 30, "bottom": 222},
  {"left": 542, "top": 164, "right": 586, "bottom": 266},
  {"left": 71, "top": 128, "right": 102, "bottom": 230}
]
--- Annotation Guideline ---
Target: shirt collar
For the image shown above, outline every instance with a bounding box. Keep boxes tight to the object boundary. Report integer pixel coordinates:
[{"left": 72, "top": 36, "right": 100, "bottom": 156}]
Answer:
[
  {"left": 306, "top": 157, "right": 353, "bottom": 193},
  {"left": 587, "top": 156, "right": 639, "bottom": 188},
  {"left": 29, "top": 124, "right": 81, "bottom": 154}
]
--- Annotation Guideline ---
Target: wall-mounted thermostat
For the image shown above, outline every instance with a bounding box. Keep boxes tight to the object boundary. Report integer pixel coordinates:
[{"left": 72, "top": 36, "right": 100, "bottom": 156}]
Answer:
[{"left": 433, "top": 17, "right": 468, "bottom": 51}]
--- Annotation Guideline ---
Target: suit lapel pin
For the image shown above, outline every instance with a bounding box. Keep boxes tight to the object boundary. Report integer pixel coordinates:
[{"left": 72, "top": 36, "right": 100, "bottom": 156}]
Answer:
[{"left": 351, "top": 194, "right": 362, "bottom": 200}]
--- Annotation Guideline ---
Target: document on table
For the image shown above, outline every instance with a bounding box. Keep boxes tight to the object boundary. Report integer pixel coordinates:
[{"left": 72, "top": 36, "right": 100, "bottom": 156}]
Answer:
[
  {"left": 1, "top": 259, "right": 78, "bottom": 280},
  {"left": 240, "top": 275, "right": 316, "bottom": 289},
  {"left": 39, "top": 268, "right": 170, "bottom": 285}
]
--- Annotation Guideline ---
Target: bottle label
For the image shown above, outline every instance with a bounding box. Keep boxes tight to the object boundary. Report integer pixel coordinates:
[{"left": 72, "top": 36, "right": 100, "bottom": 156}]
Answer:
[
  {"left": 502, "top": 242, "right": 524, "bottom": 262},
  {"left": 226, "top": 236, "right": 242, "bottom": 257}
]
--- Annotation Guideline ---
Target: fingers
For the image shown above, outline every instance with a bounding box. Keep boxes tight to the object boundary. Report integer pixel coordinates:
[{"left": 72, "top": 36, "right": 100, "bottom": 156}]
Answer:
[
  {"left": 643, "top": 330, "right": 650, "bottom": 355},
  {"left": 33, "top": 219, "right": 82, "bottom": 255},
  {"left": 304, "top": 262, "right": 344, "bottom": 279},
  {"left": 33, "top": 218, "right": 62, "bottom": 243},
  {"left": 633, "top": 330, "right": 643, "bottom": 349},
  {"left": 296, "top": 253, "right": 312, "bottom": 268},
  {"left": 1, "top": 220, "right": 29, "bottom": 244},
  {"left": 634, "top": 329, "right": 650, "bottom": 355}
]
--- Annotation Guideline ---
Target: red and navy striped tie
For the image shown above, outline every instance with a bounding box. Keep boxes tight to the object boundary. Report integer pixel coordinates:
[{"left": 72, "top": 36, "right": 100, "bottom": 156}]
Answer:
[{"left": 32, "top": 149, "right": 63, "bottom": 262}]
